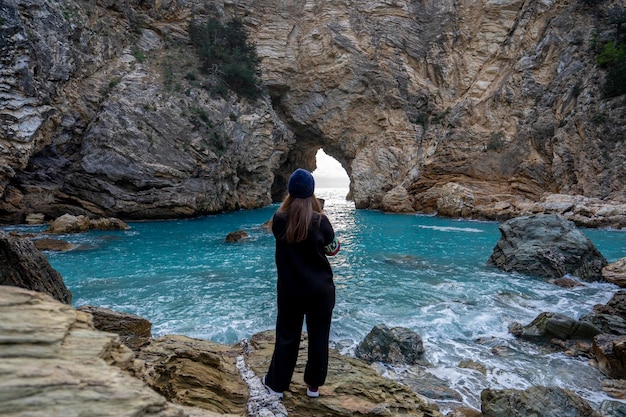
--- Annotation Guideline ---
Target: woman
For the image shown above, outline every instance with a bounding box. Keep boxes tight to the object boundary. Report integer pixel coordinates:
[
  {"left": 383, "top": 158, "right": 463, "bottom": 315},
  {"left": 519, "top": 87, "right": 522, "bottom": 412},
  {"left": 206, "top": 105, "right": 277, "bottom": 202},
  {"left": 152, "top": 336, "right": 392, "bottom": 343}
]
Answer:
[{"left": 264, "top": 168, "right": 340, "bottom": 399}]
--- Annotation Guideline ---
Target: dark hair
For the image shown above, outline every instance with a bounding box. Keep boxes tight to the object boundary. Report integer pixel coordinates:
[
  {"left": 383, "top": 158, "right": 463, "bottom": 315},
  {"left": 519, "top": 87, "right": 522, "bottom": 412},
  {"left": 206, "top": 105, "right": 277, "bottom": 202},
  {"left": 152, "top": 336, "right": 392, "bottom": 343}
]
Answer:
[{"left": 277, "top": 194, "right": 323, "bottom": 243}]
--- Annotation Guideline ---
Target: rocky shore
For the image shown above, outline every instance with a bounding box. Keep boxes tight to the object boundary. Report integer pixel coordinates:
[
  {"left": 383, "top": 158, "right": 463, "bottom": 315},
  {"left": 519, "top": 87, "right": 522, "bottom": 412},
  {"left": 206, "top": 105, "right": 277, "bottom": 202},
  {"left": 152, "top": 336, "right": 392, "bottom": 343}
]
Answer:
[{"left": 2, "top": 213, "right": 626, "bottom": 416}]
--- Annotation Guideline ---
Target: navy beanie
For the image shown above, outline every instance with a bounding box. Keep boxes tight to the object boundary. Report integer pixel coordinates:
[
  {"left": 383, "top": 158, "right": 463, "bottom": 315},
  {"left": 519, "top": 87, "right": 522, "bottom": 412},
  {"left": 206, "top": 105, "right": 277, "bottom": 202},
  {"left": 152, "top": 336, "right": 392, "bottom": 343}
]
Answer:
[{"left": 288, "top": 168, "right": 315, "bottom": 199}]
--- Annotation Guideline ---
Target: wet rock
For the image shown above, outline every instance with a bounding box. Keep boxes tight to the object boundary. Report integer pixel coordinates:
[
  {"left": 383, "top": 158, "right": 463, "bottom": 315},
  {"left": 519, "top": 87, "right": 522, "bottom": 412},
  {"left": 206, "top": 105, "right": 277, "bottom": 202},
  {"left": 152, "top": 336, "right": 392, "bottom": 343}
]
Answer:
[
  {"left": 480, "top": 385, "right": 600, "bottom": 417},
  {"left": 592, "top": 290, "right": 626, "bottom": 319},
  {"left": 599, "top": 400, "right": 626, "bottom": 417},
  {"left": 593, "top": 334, "right": 626, "bottom": 379},
  {"left": 509, "top": 312, "right": 602, "bottom": 342},
  {"left": 603, "top": 258, "right": 626, "bottom": 288},
  {"left": 0, "top": 231, "right": 71, "bottom": 304},
  {"left": 33, "top": 237, "right": 75, "bottom": 251},
  {"left": 225, "top": 230, "right": 248, "bottom": 242},
  {"left": 77, "top": 305, "right": 153, "bottom": 350},
  {"left": 487, "top": 214, "right": 608, "bottom": 281},
  {"left": 355, "top": 323, "right": 425, "bottom": 364},
  {"left": 601, "top": 379, "right": 626, "bottom": 400}
]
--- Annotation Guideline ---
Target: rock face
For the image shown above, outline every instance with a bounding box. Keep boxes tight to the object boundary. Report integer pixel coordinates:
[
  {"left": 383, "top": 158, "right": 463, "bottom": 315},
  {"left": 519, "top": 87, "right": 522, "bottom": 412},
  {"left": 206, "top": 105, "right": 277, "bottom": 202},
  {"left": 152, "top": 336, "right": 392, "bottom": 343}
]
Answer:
[
  {"left": 355, "top": 324, "right": 425, "bottom": 365},
  {"left": 1, "top": 0, "right": 625, "bottom": 226},
  {"left": 0, "top": 231, "right": 71, "bottom": 303},
  {"left": 487, "top": 214, "right": 608, "bottom": 281},
  {"left": 603, "top": 258, "right": 626, "bottom": 288},
  {"left": 0, "top": 286, "right": 198, "bottom": 417},
  {"left": 480, "top": 386, "right": 600, "bottom": 417}
]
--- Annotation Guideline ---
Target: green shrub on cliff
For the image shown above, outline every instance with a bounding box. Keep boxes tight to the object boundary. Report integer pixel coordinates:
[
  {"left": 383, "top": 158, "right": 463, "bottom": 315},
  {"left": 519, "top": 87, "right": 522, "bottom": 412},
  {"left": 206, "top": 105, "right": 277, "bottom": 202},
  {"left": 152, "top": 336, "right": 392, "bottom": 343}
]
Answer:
[{"left": 188, "top": 17, "right": 262, "bottom": 100}]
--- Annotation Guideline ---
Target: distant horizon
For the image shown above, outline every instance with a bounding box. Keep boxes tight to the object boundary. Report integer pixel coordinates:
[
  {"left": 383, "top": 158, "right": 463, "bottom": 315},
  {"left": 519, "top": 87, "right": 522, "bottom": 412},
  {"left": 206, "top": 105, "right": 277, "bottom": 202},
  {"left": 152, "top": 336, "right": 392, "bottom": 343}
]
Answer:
[{"left": 312, "top": 149, "right": 350, "bottom": 188}]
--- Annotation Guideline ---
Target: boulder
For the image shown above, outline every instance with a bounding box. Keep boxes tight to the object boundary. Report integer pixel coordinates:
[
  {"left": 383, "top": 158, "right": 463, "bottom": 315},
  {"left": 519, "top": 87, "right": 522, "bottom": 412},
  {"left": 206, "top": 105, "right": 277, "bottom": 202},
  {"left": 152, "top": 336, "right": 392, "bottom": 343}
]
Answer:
[
  {"left": 382, "top": 185, "right": 414, "bottom": 213},
  {"left": 487, "top": 214, "right": 608, "bottom": 281},
  {"left": 436, "top": 183, "right": 475, "bottom": 218},
  {"left": 355, "top": 324, "right": 425, "bottom": 364},
  {"left": 603, "top": 258, "right": 626, "bottom": 288},
  {"left": 47, "top": 213, "right": 91, "bottom": 233},
  {"left": 593, "top": 334, "right": 626, "bottom": 379},
  {"left": 582, "top": 290, "right": 626, "bottom": 336},
  {"left": 77, "top": 305, "right": 153, "bottom": 350},
  {"left": 508, "top": 312, "right": 602, "bottom": 342},
  {"left": 599, "top": 400, "right": 626, "bottom": 417},
  {"left": 0, "top": 231, "right": 72, "bottom": 304},
  {"left": 480, "top": 386, "right": 600, "bottom": 417}
]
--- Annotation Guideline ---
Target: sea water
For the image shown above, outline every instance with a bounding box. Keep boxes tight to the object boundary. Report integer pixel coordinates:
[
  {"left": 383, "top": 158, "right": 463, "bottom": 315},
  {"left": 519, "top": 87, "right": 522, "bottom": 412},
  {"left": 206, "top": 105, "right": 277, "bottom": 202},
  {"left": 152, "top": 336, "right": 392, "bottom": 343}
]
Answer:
[{"left": 18, "top": 188, "right": 626, "bottom": 413}]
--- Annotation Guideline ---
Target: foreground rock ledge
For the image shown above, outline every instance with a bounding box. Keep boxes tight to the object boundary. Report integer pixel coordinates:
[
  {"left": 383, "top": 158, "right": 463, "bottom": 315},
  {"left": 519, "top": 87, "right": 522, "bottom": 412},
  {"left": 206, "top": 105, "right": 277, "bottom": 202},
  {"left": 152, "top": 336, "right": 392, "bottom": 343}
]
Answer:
[{"left": 1, "top": 286, "right": 442, "bottom": 417}]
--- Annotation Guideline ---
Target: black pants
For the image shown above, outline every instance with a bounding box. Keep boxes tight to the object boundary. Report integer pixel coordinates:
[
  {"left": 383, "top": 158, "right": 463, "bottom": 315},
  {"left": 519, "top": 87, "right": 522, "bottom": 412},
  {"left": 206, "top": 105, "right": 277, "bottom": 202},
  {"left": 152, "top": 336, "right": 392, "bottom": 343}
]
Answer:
[{"left": 265, "top": 296, "right": 333, "bottom": 393}]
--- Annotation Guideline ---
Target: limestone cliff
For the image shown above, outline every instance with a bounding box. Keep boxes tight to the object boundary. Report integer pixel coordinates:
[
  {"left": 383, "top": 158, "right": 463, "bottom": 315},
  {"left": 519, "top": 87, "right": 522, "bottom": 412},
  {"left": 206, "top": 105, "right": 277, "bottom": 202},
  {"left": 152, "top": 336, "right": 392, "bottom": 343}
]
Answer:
[{"left": 1, "top": 0, "right": 625, "bottom": 226}]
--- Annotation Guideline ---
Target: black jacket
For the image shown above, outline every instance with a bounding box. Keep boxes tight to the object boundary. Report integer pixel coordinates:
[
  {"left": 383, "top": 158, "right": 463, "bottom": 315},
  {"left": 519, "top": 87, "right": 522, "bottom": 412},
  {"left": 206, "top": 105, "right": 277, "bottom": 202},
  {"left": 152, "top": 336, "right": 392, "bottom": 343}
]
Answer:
[{"left": 272, "top": 211, "right": 336, "bottom": 313}]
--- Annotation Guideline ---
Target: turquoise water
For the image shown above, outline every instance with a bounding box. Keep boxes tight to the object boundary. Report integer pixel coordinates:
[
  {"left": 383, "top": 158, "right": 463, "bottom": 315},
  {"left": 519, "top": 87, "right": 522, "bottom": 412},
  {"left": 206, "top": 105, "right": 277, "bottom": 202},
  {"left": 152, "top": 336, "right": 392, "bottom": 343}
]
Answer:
[{"left": 18, "top": 188, "right": 626, "bottom": 412}]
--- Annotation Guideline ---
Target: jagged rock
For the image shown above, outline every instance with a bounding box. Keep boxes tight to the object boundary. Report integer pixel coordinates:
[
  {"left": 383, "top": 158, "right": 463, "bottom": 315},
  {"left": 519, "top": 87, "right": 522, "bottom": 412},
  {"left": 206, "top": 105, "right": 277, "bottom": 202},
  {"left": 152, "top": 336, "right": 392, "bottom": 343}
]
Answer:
[
  {"left": 355, "top": 324, "right": 425, "bottom": 365},
  {"left": 508, "top": 312, "right": 601, "bottom": 342},
  {"left": 137, "top": 335, "right": 248, "bottom": 415},
  {"left": 447, "top": 407, "right": 482, "bottom": 417},
  {"left": 593, "top": 334, "right": 626, "bottom": 379},
  {"left": 0, "top": 231, "right": 71, "bottom": 304},
  {"left": 77, "top": 305, "right": 153, "bottom": 350},
  {"left": 436, "top": 183, "right": 475, "bottom": 218},
  {"left": 0, "top": 286, "right": 205, "bottom": 417},
  {"left": 592, "top": 290, "right": 626, "bottom": 319},
  {"left": 480, "top": 386, "right": 600, "bottom": 417},
  {"left": 599, "top": 400, "right": 626, "bottom": 417},
  {"left": 487, "top": 214, "right": 608, "bottom": 281},
  {"left": 601, "top": 379, "right": 626, "bottom": 400},
  {"left": 33, "top": 237, "right": 75, "bottom": 251},
  {"left": 245, "top": 330, "right": 442, "bottom": 417},
  {"left": 225, "top": 230, "right": 249, "bottom": 242},
  {"left": 603, "top": 258, "right": 626, "bottom": 288}
]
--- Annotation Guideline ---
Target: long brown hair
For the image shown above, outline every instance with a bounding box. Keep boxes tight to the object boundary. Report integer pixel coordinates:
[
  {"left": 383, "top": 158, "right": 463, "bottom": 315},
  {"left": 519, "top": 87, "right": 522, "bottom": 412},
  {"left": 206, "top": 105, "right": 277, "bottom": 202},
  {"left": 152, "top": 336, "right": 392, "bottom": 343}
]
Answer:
[{"left": 277, "top": 194, "right": 323, "bottom": 243}]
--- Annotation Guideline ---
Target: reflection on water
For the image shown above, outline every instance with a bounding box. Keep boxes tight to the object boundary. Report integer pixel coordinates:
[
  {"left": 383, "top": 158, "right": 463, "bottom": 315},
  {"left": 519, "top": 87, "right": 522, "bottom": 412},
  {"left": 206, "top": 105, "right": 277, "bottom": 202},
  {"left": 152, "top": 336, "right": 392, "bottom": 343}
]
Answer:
[{"left": 25, "top": 188, "right": 626, "bottom": 413}]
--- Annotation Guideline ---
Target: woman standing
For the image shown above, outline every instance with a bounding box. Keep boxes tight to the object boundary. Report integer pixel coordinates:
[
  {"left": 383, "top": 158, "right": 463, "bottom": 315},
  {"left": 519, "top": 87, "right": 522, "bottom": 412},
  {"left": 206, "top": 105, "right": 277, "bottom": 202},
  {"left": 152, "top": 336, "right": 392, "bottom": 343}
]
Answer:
[{"left": 264, "top": 168, "right": 340, "bottom": 399}]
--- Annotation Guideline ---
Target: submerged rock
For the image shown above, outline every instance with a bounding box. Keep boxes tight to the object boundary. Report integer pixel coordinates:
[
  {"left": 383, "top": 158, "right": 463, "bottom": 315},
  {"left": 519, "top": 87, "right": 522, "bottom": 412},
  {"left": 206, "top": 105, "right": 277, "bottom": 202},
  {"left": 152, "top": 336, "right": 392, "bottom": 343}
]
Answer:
[
  {"left": 225, "top": 230, "right": 249, "bottom": 242},
  {"left": 487, "top": 214, "right": 608, "bottom": 281},
  {"left": 355, "top": 323, "right": 425, "bottom": 365},
  {"left": 480, "top": 386, "right": 600, "bottom": 417},
  {"left": 0, "top": 231, "right": 71, "bottom": 304}
]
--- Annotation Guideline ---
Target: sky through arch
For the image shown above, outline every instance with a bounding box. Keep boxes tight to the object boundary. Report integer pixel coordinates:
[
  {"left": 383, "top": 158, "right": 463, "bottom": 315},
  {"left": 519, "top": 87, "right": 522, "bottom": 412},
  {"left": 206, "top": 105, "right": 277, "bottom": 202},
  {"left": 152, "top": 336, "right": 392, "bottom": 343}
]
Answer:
[{"left": 312, "top": 149, "right": 350, "bottom": 189}]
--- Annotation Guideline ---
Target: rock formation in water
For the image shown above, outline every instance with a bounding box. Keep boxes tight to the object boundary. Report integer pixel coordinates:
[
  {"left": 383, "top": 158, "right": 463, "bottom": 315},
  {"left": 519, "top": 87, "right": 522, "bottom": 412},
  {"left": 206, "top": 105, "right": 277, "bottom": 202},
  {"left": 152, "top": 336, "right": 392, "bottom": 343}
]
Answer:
[
  {"left": 487, "top": 213, "right": 608, "bottom": 281},
  {"left": 1, "top": 0, "right": 625, "bottom": 226},
  {"left": 0, "top": 231, "right": 72, "bottom": 303}
]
